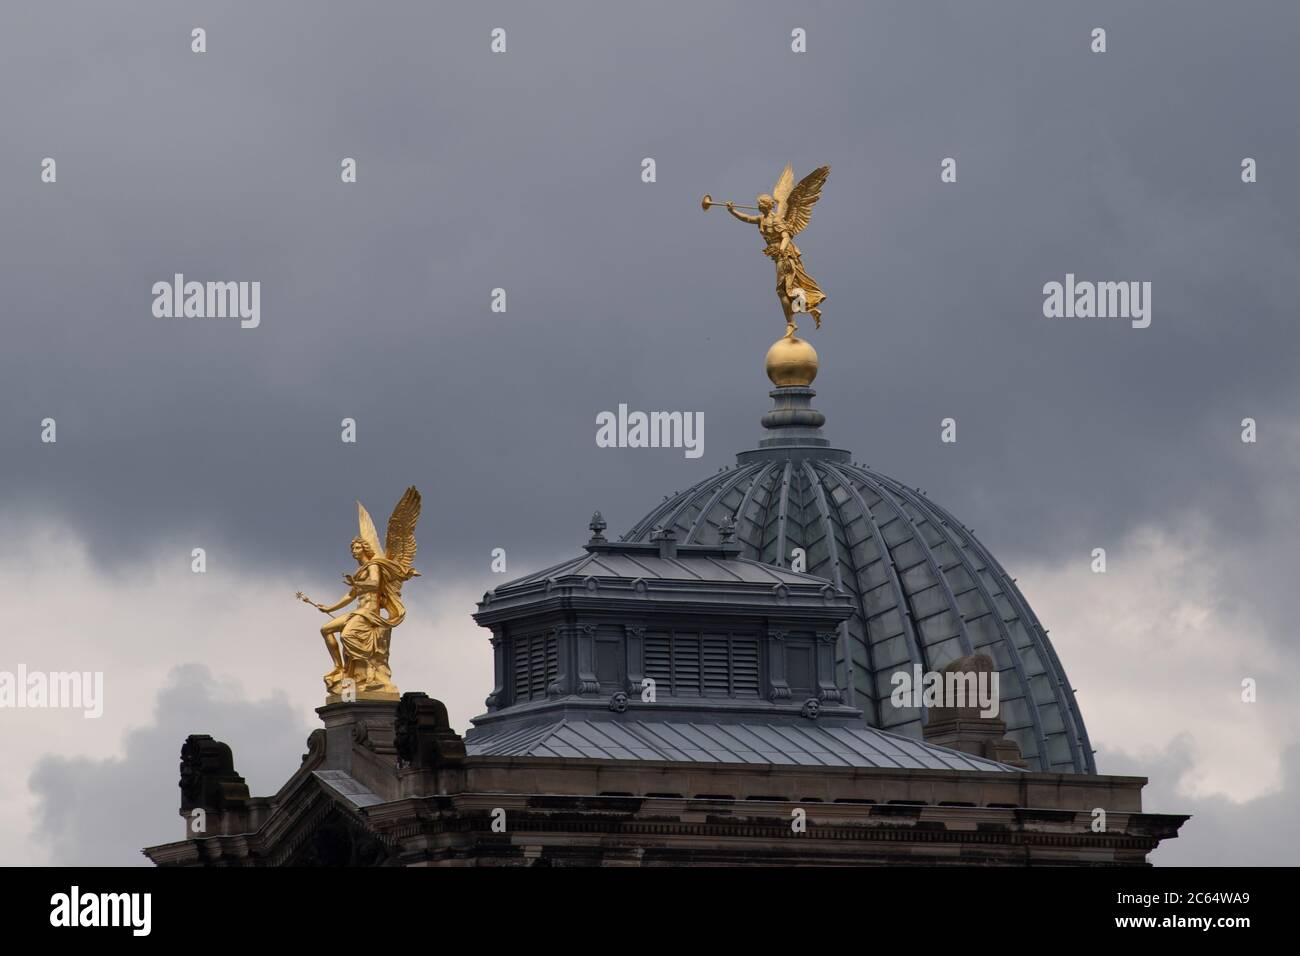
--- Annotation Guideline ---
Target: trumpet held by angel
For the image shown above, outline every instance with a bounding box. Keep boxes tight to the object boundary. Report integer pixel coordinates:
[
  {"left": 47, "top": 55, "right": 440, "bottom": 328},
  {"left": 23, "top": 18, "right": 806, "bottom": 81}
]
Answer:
[
  {"left": 296, "top": 486, "right": 422, "bottom": 699},
  {"left": 704, "top": 163, "right": 830, "bottom": 338}
]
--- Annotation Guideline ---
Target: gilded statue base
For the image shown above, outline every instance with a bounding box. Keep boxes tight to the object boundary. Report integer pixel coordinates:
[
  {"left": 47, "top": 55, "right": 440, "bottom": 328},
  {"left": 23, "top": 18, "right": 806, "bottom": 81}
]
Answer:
[{"left": 324, "top": 657, "right": 398, "bottom": 702}]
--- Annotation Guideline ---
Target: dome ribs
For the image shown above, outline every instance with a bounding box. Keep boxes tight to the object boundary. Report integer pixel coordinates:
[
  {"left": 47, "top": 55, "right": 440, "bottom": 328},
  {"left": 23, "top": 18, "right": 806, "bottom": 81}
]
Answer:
[
  {"left": 804, "top": 460, "right": 879, "bottom": 725},
  {"left": 987, "top": 555, "right": 1094, "bottom": 773},
  {"left": 779, "top": 463, "right": 823, "bottom": 571},
  {"left": 730, "top": 462, "right": 777, "bottom": 554},
  {"left": 872, "top": 476, "right": 1052, "bottom": 772},
  {"left": 773, "top": 460, "right": 795, "bottom": 568},
  {"left": 752, "top": 461, "right": 790, "bottom": 566},
  {"left": 683, "top": 463, "right": 762, "bottom": 543},
  {"left": 664, "top": 469, "right": 740, "bottom": 538},
  {"left": 819, "top": 463, "right": 925, "bottom": 734},
  {"left": 910, "top": 490, "right": 1093, "bottom": 774},
  {"left": 617, "top": 437, "right": 1095, "bottom": 773},
  {"left": 849, "top": 470, "right": 976, "bottom": 669},
  {"left": 624, "top": 466, "right": 739, "bottom": 541}
]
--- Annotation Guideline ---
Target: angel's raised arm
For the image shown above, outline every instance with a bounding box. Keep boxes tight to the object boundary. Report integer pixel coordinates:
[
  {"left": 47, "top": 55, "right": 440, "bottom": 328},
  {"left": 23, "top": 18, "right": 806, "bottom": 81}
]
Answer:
[
  {"left": 299, "top": 589, "right": 354, "bottom": 614},
  {"left": 319, "top": 593, "right": 354, "bottom": 613},
  {"left": 726, "top": 203, "right": 760, "bottom": 225}
]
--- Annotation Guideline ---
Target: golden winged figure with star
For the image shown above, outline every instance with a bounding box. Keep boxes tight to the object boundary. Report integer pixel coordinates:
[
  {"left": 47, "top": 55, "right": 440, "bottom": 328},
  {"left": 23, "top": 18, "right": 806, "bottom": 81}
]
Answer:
[
  {"left": 704, "top": 164, "right": 830, "bottom": 338},
  {"left": 296, "top": 486, "right": 422, "bottom": 699}
]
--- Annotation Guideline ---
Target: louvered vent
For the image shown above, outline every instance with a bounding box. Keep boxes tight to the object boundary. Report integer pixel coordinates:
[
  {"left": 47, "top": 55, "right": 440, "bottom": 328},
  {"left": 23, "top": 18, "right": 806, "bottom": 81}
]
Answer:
[
  {"left": 528, "top": 636, "right": 546, "bottom": 698},
  {"left": 544, "top": 634, "right": 558, "bottom": 690},
  {"left": 674, "top": 634, "right": 701, "bottom": 696},
  {"left": 511, "top": 639, "right": 527, "bottom": 701},
  {"left": 703, "top": 635, "right": 729, "bottom": 696},
  {"left": 511, "top": 634, "right": 557, "bottom": 703},
  {"left": 645, "top": 633, "right": 671, "bottom": 689},
  {"left": 732, "top": 639, "right": 760, "bottom": 698},
  {"left": 640, "top": 631, "right": 762, "bottom": 699}
]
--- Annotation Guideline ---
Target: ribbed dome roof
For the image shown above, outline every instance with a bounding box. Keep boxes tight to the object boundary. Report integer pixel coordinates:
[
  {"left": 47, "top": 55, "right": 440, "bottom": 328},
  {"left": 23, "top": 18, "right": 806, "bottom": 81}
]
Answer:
[{"left": 622, "top": 384, "right": 1095, "bottom": 774}]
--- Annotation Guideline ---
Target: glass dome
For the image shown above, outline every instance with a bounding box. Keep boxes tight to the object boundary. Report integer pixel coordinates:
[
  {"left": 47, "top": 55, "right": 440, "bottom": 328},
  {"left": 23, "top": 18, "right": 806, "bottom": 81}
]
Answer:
[{"left": 621, "top": 382, "right": 1095, "bottom": 774}]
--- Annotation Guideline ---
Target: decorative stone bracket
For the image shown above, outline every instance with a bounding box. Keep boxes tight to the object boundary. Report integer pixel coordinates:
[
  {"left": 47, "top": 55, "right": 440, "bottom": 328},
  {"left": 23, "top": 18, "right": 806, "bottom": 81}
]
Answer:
[
  {"left": 394, "top": 692, "right": 467, "bottom": 770},
  {"left": 767, "top": 629, "right": 791, "bottom": 700},
  {"left": 816, "top": 630, "right": 843, "bottom": 703},
  {"left": 179, "top": 734, "right": 250, "bottom": 811}
]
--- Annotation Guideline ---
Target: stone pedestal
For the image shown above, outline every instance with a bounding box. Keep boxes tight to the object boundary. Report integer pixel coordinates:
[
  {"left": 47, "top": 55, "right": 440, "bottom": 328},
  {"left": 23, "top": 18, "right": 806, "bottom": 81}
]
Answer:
[
  {"left": 923, "top": 715, "right": 1029, "bottom": 768},
  {"left": 315, "top": 699, "right": 400, "bottom": 773}
]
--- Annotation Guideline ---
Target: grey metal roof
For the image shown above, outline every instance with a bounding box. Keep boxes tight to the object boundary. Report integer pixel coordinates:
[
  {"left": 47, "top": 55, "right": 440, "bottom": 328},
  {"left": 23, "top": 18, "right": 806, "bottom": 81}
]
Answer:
[
  {"left": 466, "top": 717, "right": 1022, "bottom": 773},
  {"left": 621, "top": 448, "right": 1095, "bottom": 775},
  {"left": 497, "top": 547, "right": 825, "bottom": 591},
  {"left": 313, "top": 770, "right": 383, "bottom": 808}
]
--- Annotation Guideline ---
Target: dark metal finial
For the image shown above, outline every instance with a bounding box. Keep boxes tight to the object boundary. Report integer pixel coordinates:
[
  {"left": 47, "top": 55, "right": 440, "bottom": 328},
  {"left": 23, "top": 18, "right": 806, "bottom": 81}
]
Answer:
[{"left": 588, "top": 510, "right": 607, "bottom": 543}]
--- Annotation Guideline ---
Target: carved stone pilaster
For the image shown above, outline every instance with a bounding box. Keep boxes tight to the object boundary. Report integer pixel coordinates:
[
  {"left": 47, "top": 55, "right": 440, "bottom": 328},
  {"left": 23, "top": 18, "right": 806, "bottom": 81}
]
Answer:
[
  {"left": 767, "top": 629, "right": 791, "bottom": 701},
  {"left": 576, "top": 624, "right": 601, "bottom": 695},
  {"left": 547, "top": 625, "right": 567, "bottom": 697},
  {"left": 816, "top": 630, "right": 842, "bottom": 702},
  {"left": 625, "top": 624, "right": 646, "bottom": 694},
  {"left": 485, "top": 630, "right": 505, "bottom": 710}
]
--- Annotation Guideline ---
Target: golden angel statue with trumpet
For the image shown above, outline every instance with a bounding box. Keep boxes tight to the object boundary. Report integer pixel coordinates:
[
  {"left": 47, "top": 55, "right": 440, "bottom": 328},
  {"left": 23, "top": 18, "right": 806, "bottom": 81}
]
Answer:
[
  {"left": 297, "top": 486, "right": 422, "bottom": 699},
  {"left": 703, "top": 164, "right": 829, "bottom": 338}
]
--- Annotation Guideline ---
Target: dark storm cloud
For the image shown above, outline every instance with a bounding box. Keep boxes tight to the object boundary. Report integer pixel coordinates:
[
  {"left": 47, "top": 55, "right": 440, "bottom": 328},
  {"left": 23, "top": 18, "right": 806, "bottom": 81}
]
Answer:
[{"left": 0, "top": 0, "right": 1296, "bottom": 584}]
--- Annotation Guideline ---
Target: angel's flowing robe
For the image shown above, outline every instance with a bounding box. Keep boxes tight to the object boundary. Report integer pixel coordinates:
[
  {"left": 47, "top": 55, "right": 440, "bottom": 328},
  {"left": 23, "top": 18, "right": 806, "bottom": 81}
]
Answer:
[
  {"left": 768, "top": 244, "right": 825, "bottom": 324},
  {"left": 759, "top": 217, "right": 825, "bottom": 325},
  {"left": 340, "top": 557, "right": 414, "bottom": 667}
]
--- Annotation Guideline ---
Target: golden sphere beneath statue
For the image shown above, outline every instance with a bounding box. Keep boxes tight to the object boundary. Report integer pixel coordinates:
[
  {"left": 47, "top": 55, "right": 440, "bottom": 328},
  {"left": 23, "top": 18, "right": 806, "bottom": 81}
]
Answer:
[{"left": 765, "top": 335, "right": 819, "bottom": 387}]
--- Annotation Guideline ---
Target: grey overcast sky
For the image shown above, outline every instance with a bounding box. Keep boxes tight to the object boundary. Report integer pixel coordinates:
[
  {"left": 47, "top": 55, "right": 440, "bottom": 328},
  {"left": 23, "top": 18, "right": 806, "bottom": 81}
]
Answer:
[{"left": 1, "top": 1, "right": 1297, "bottom": 865}]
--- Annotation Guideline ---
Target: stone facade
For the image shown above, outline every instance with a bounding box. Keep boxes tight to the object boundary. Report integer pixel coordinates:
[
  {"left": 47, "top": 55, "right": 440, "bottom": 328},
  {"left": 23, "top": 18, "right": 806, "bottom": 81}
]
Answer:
[{"left": 143, "top": 698, "right": 1186, "bottom": 866}]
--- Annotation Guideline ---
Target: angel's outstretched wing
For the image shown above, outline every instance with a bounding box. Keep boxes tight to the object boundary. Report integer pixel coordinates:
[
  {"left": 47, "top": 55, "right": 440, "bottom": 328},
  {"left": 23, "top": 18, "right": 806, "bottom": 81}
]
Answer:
[
  {"left": 783, "top": 165, "right": 830, "bottom": 237},
  {"left": 772, "top": 164, "right": 795, "bottom": 217},
  {"left": 384, "top": 486, "right": 422, "bottom": 573},
  {"left": 357, "top": 501, "right": 384, "bottom": 558}
]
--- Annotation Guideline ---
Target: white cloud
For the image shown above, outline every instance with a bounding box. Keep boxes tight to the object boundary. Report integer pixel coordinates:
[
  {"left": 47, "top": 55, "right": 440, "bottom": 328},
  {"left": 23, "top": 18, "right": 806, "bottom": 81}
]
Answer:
[
  {"left": 0, "top": 513, "right": 496, "bottom": 864},
  {"left": 1017, "top": 514, "right": 1297, "bottom": 804},
  {"left": 1103, "top": 740, "right": 1300, "bottom": 866},
  {"left": 29, "top": 664, "right": 311, "bottom": 865}
]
